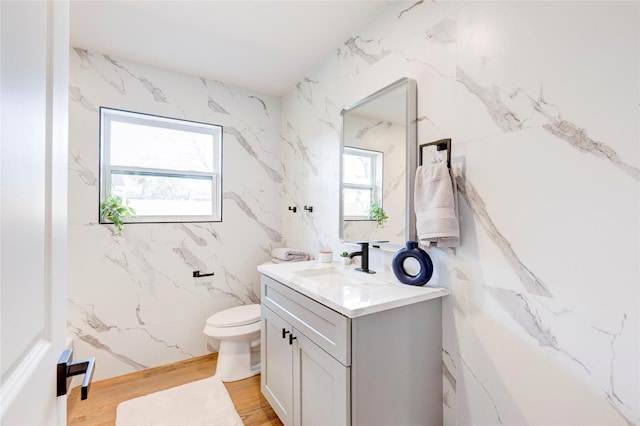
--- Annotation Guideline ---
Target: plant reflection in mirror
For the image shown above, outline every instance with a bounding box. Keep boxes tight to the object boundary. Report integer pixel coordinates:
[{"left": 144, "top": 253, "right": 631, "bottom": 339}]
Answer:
[{"left": 368, "top": 203, "right": 388, "bottom": 228}]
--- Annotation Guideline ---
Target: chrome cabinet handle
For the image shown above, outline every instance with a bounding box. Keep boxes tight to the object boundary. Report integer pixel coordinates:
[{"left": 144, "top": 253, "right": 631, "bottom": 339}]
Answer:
[{"left": 57, "top": 349, "right": 96, "bottom": 400}]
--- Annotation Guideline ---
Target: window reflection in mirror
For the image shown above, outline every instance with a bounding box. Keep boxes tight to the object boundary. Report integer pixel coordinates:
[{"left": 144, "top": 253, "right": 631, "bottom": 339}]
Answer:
[
  {"left": 339, "top": 78, "right": 417, "bottom": 249},
  {"left": 342, "top": 147, "right": 383, "bottom": 219}
]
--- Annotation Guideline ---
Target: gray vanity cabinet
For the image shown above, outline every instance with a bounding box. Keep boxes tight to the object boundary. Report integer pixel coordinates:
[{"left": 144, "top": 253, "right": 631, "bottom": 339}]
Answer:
[
  {"left": 260, "top": 274, "right": 443, "bottom": 426},
  {"left": 262, "top": 306, "right": 349, "bottom": 426},
  {"left": 261, "top": 275, "right": 349, "bottom": 426}
]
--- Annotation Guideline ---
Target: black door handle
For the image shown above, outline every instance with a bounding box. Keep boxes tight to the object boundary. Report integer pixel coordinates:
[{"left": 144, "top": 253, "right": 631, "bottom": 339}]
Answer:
[
  {"left": 289, "top": 334, "right": 297, "bottom": 345},
  {"left": 57, "top": 349, "right": 96, "bottom": 400},
  {"left": 282, "top": 328, "right": 290, "bottom": 339}
]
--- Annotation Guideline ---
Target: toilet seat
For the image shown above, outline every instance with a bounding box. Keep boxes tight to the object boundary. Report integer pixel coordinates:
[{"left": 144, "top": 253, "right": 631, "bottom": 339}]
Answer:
[
  {"left": 206, "top": 304, "right": 260, "bottom": 328},
  {"left": 203, "top": 321, "right": 260, "bottom": 339}
]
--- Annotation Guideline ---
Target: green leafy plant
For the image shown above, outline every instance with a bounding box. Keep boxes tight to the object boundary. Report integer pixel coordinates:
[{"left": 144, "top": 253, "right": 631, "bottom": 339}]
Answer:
[
  {"left": 340, "top": 251, "right": 350, "bottom": 258},
  {"left": 100, "top": 194, "right": 136, "bottom": 237},
  {"left": 368, "top": 203, "right": 388, "bottom": 228}
]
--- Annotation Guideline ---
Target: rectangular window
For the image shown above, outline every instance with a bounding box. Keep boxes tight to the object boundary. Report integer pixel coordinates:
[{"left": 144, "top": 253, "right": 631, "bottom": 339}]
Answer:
[
  {"left": 342, "top": 147, "right": 383, "bottom": 220},
  {"left": 100, "top": 107, "right": 223, "bottom": 223}
]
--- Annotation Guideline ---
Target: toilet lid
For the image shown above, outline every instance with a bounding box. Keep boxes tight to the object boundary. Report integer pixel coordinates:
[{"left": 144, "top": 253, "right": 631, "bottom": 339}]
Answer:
[{"left": 207, "top": 304, "right": 261, "bottom": 327}]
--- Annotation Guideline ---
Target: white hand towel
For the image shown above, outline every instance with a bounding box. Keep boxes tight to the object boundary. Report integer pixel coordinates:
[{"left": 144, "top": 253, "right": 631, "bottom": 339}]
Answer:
[
  {"left": 414, "top": 161, "right": 460, "bottom": 248},
  {"left": 271, "top": 248, "right": 313, "bottom": 262}
]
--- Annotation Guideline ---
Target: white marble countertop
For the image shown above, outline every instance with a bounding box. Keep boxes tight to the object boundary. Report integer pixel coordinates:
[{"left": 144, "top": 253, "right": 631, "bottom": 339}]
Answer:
[{"left": 257, "top": 260, "right": 449, "bottom": 318}]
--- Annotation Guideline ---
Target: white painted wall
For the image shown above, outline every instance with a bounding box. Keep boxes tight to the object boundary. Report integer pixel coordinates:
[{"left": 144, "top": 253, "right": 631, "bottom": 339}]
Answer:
[{"left": 280, "top": 2, "right": 639, "bottom": 425}]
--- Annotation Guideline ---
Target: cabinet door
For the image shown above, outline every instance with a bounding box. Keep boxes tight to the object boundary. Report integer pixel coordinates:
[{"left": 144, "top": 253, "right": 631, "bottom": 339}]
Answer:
[
  {"left": 293, "top": 330, "right": 350, "bottom": 426},
  {"left": 262, "top": 306, "right": 294, "bottom": 426}
]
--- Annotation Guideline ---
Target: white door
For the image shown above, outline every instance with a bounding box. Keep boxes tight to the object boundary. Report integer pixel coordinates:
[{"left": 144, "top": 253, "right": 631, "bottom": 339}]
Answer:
[{"left": 1, "top": 1, "right": 70, "bottom": 425}]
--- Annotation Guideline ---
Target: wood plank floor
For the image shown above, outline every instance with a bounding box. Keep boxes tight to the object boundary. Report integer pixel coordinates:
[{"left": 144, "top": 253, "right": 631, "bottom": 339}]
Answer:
[{"left": 67, "top": 353, "right": 282, "bottom": 426}]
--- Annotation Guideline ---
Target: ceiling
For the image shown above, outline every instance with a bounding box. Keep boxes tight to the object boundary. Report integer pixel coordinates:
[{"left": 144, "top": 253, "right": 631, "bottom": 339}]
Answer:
[{"left": 70, "top": 1, "right": 394, "bottom": 96}]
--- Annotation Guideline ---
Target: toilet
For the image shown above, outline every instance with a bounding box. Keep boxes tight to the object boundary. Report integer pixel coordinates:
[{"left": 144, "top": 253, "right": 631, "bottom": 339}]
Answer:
[{"left": 203, "top": 304, "right": 261, "bottom": 382}]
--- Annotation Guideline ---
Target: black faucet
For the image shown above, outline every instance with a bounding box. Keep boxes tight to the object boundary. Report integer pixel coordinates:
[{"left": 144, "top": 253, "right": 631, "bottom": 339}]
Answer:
[{"left": 348, "top": 242, "right": 375, "bottom": 274}]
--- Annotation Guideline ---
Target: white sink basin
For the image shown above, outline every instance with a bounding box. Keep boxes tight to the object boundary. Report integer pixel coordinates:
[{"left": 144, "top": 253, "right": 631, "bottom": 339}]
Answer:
[
  {"left": 294, "top": 267, "right": 364, "bottom": 285},
  {"left": 293, "top": 266, "right": 382, "bottom": 286}
]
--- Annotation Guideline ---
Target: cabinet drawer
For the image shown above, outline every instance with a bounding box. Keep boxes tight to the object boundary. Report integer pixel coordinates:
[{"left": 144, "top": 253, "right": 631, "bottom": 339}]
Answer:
[{"left": 261, "top": 275, "right": 350, "bottom": 365}]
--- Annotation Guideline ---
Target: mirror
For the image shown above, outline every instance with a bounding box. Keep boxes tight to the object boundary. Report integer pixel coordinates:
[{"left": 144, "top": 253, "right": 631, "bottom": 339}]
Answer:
[{"left": 339, "top": 78, "right": 417, "bottom": 249}]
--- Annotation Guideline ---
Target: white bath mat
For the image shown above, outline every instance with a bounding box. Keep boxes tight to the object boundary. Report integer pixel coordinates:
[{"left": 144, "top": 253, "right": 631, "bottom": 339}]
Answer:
[{"left": 115, "top": 375, "right": 243, "bottom": 426}]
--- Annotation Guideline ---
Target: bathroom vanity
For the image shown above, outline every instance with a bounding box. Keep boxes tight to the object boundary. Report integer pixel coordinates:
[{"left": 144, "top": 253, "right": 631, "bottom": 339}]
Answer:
[{"left": 257, "top": 261, "right": 449, "bottom": 426}]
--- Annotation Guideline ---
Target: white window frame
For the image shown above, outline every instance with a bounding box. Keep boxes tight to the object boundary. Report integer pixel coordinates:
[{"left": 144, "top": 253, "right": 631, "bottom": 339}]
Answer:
[
  {"left": 99, "top": 107, "right": 223, "bottom": 223},
  {"left": 342, "top": 147, "right": 383, "bottom": 220}
]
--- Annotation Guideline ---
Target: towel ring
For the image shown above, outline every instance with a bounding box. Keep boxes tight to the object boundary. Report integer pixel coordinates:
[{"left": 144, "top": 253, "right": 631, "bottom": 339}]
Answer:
[{"left": 419, "top": 138, "right": 451, "bottom": 168}]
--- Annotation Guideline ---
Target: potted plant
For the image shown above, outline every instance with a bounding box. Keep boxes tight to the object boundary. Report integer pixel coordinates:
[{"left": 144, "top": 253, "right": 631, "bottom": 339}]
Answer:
[
  {"left": 368, "top": 203, "right": 388, "bottom": 228},
  {"left": 339, "top": 251, "right": 351, "bottom": 265},
  {"left": 100, "top": 193, "right": 135, "bottom": 237}
]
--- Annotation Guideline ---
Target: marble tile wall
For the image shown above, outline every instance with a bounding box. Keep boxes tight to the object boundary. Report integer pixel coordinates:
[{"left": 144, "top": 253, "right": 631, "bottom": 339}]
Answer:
[
  {"left": 68, "top": 48, "right": 282, "bottom": 380},
  {"left": 281, "top": 1, "right": 639, "bottom": 425}
]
